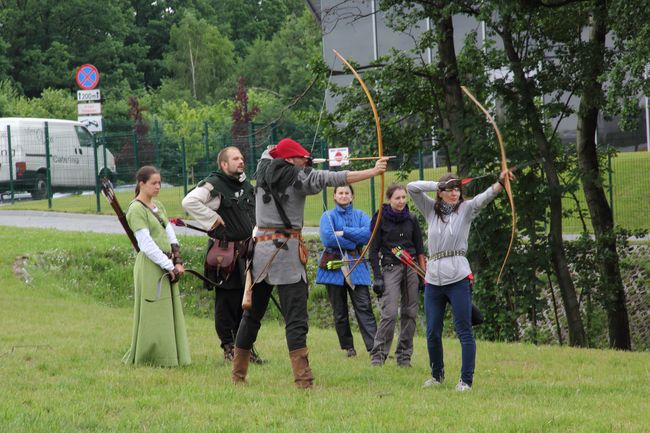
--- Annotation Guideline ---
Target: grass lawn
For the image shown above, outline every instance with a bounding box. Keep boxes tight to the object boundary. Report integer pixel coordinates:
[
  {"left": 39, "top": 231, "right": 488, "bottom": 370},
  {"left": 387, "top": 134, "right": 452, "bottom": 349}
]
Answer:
[
  {"left": 562, "top": 151, "right": 650, "bottom": 232},
  {"left": 1, "top": 226, "right": 649, "bottom": 432}
]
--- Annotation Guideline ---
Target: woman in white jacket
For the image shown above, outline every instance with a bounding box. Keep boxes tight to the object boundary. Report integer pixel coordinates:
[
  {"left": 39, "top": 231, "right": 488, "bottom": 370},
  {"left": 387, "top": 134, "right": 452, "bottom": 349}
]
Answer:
[{"left": 407, "top": 170, "right": 513, "bottom": 391}]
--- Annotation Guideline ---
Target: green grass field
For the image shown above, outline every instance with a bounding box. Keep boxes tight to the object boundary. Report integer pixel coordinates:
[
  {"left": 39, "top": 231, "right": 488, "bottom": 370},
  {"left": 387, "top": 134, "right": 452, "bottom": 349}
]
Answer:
[
  {"left": 3, "top": 152, "right": 649, "bottom": 232},
  {"left": 1, "top": 226, "right": 649, "bottom": 432}
]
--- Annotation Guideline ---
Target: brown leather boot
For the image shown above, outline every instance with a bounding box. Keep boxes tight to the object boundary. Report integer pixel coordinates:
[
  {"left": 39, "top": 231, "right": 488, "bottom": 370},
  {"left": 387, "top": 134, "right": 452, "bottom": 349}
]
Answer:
[
  {"left": 231, "top": 347, "right": 251, "bottom": 384},
  {"left": 289, "top": 347, "right": 314, "bottom": 389}
]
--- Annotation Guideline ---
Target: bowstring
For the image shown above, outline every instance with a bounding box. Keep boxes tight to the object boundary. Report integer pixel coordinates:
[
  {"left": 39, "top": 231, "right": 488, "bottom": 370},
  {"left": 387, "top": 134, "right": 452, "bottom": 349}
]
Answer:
[
  {"left": 310, "top": 60, "right": 335, "bottom": 155},
  {"left": 311, "top": 57, "right": 347, "bottom": 262}
]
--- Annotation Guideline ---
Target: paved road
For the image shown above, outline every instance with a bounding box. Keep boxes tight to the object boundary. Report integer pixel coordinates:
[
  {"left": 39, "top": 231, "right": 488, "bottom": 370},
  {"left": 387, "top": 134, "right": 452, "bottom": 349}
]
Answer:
[
  {"left": 1, "top": 210, "right": 645, "bottom": 241},
  {"left": 0, "top": 210, "right": 320, "bottom": 236}
]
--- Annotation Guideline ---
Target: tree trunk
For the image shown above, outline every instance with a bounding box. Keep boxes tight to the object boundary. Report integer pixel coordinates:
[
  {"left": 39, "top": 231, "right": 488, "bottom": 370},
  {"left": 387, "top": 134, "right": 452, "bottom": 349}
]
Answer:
[
  {"left": 188, "top": 41, "right": 197, "bottom": 99},
  {"left": 575, "top": 0, "right": 631, "bottom": 350},
  {"left": 434, "top": 14, "right": 468, "bottom": 175},
  {"left": 500, "top": 27, "right": 587, "bottom": 347}
]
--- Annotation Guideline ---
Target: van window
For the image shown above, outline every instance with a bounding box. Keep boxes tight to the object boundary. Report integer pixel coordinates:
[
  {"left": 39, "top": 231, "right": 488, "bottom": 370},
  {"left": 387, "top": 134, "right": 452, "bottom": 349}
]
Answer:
[{"left": 75, "top": 126, "right": 94, "bottom": 147}]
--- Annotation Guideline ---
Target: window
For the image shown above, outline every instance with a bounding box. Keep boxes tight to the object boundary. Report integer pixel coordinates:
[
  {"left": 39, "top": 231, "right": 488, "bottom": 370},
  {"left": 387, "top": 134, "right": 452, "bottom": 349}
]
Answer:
[{"left": 75, "top": 125, "right": 94, "bottom": 147}]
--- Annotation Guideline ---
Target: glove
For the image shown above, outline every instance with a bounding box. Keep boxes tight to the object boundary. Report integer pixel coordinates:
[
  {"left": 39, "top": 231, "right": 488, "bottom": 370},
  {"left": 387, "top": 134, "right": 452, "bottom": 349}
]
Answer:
[{"left": 372, "top": 277, "right": 385, "bottom": 298}]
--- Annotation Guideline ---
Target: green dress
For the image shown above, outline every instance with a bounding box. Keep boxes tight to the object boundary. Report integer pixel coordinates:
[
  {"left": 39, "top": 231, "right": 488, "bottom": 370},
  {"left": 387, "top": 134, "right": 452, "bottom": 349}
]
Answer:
[{"left": 122, "top": 199, "right": 191, "bottom": 367}]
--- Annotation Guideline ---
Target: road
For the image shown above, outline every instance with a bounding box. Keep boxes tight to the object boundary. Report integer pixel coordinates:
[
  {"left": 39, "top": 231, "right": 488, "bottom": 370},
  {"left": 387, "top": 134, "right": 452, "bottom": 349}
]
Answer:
[
  {"left": 1, "top": 210, "right": 645, "bottom": 241},
  {"left": 0, "top": 210, "right": 320, "bottom": 236}
]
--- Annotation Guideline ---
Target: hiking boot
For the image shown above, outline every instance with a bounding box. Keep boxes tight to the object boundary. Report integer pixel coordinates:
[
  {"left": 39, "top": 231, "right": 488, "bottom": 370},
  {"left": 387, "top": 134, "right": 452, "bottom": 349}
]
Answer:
[
  {"left": 223, "top": 344, "right": 235, "bottom": 362},
  {"left": 370, "top": 357, "right": 384, "bottom": 367},
  {"left": 346, "top": 348, "right": 357, "bottom": 358},
  {"left": 397, "top": 359, "right": 411, "bottom": 368},
  {"left": 455, "top": 379, "right": 472, "bottom": 392},
  {"left": 423, "top": 377, "right": 442, "bottom": 388}
]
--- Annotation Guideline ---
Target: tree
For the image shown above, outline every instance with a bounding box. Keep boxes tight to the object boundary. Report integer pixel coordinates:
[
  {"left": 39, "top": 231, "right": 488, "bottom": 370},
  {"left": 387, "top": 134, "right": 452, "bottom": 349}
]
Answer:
[
  {"left": 324, "top": 0, "right": 589, "bottom": 344},
  {"left": 128, "top": 0, "right": 182, "bottom": 89},
  {"left": 478, "top": 0, "right": 635, "bottom": 349},
  {"left": 480, "top": 3, "right": 588, "bottom": 347},
  {"left": 0, "top": 0, "right": 147, "bottom": 96},
  {"left": 213, "top": 0, "right": 306, "bottom": 55},
  {"left": 164, "top": 12, "right": 235, "bottom": 102},
  {"left": 237, "top": 10, "right": 324, "bottom": 111}
]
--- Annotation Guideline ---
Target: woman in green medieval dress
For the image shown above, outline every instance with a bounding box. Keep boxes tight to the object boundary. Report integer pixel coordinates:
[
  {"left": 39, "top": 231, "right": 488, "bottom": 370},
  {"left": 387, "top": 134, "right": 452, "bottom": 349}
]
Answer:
[{"left": 123, "top": 165, "right": 191, "bottom": 367}]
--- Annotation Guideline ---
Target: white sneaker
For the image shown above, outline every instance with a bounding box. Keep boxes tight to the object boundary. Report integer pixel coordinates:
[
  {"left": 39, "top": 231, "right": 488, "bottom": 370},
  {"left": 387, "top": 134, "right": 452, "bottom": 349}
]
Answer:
[
  {"left": 423, "top": 377, "right": 442, "bottom": 388},
  {"left": 455, "top": 380, "right": 472, "bottom": 392}
]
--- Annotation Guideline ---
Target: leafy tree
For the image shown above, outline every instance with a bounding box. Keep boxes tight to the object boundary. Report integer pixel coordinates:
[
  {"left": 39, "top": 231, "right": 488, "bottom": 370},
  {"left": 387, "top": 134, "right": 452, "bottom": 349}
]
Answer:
[
  {"left": 320, "top": 0, "right": 589, "bottom": 344},
  {"left": 128, "top": 0, "right": 182, "bottom": 89},
  {"left": 213, "top": 0, "right": 306, "bottom": 55},
  {"left": 164, "top": 12, "right": 235, "bottom": 103},
  {"left": 0, "top": 80, "right": 19, "bottom": 117},
  {"left": 0, "top": 37, "right": 11, "bottom": 81},
  {"left": 237, "top": 10, "right": 324, "bottom": 111},
  {"left": 0, "top": 0, "right": 147, "bottom": 96}
]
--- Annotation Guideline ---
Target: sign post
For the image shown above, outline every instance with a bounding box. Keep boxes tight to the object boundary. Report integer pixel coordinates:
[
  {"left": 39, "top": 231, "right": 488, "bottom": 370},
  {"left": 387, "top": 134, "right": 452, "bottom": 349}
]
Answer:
[{"left": 75, "top": 64, "right": 103, "bottom": 132}]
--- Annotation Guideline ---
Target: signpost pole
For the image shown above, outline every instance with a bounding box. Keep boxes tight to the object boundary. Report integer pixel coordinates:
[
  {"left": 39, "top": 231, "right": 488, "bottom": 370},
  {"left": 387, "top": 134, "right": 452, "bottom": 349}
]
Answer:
[
  {"left": 93, "top": 134, "right": 101, "bottom": 213},
  {"left": 44, "top": 122, "right": 52, "bottom": 209},
  {"left": 7, "top": 126, "right": 15, "bottom": 203}
]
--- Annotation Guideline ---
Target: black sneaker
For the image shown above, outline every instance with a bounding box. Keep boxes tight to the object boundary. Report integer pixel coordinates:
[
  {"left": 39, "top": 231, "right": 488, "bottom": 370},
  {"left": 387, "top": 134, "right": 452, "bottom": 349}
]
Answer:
[{"left": 346, "top": 348, "right": 357, "bottom": 357}]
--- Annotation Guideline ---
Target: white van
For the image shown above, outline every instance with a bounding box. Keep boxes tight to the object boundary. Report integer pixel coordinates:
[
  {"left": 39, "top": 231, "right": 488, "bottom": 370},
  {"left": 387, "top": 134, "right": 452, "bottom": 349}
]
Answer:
[{"left": 0, "top": 117, "right": 116, "bottom": 199}]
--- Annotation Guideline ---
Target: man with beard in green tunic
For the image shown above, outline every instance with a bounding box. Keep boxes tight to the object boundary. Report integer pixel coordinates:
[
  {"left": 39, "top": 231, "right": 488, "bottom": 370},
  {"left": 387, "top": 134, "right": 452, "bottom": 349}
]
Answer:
[{"left": 182, "top": 147, "right": 260, "bottom": 363}]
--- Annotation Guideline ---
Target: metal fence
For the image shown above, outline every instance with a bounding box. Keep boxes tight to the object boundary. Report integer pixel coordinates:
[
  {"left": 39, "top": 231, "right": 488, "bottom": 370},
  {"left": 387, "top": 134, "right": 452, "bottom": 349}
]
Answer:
[{"left": 1, "top": 119, "right": 649, "bottom": 232}]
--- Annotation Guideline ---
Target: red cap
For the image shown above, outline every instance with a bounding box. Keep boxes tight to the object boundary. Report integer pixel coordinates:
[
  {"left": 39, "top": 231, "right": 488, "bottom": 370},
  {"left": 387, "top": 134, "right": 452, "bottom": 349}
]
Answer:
[{"left": 269, "top": 138, "right": 311, "bottom": 159}]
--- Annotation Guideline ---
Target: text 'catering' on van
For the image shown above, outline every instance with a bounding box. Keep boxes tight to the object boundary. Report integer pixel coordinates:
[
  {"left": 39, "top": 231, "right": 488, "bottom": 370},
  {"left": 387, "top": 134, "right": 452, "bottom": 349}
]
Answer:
[{"left": 0, "top": 118, "right": 116, "bottom": 199}]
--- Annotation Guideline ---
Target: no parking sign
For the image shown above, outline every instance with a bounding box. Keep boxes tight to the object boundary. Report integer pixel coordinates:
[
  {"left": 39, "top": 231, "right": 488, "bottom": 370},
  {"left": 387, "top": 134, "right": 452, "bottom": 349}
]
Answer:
[{"left": 75, "top": 64, "right": 100, "bottom": 90}]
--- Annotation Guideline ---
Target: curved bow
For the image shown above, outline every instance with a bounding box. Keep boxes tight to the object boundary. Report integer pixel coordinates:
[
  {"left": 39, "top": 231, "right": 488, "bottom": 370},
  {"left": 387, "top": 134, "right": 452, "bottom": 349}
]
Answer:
[
  {"left": 460, "top": 86, "right": 516, "bottom": 284},
  {"left": 332, "top": 49, "right": 384, "bottom": 278}
]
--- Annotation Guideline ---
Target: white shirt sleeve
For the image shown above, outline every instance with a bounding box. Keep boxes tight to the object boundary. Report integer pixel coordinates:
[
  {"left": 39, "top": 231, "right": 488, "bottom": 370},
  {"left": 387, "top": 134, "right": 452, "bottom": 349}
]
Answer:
[
  {"left": 134, "top": 228, "right": 174, "bottom": 271},
  {"left": 165, "top": 222, "right": 178, "bottom": 245},
  {"left": 182, "top": 184, "right": 222, "bottom": 230}
]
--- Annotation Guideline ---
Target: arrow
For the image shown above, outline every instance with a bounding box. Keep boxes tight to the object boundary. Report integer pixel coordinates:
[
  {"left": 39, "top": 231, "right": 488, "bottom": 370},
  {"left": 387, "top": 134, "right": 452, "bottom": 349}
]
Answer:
[{"left": 311, "top": 155, "right": 397, "bottom": 164}]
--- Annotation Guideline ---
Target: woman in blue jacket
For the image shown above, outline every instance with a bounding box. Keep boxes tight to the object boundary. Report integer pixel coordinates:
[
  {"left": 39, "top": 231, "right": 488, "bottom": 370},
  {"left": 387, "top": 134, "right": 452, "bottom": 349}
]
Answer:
[{"left": 316, "top": 185, "right": 377, "bottom": 357}]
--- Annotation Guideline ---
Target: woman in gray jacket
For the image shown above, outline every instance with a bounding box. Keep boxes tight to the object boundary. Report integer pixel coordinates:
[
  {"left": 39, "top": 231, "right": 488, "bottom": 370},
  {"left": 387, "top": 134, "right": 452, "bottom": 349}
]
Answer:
[{"left": 407, "top": 170, "right": 513, "bottom": 391}]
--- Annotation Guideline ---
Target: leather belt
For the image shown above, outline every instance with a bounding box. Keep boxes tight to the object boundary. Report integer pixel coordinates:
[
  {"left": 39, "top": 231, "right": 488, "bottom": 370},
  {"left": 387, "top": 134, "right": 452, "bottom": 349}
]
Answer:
[
  {"left": 255, "top": 228, "right": 302, "bottom": 242},
  {"left": 430, "top": 249, "right": 466, "bottom": 261}
]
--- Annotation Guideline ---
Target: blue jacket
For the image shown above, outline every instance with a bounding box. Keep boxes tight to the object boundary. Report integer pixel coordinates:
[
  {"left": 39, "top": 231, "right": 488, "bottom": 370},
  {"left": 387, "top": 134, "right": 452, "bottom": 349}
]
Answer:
[{"left": 315, "top": 203, "right": 372, "bottom": 286}]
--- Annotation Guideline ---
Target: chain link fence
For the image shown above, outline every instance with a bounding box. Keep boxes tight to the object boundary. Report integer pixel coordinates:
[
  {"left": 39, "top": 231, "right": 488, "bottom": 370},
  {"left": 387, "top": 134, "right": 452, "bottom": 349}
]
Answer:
[{"left": 1, "top": 119, "right": 649, "bottom": 232}]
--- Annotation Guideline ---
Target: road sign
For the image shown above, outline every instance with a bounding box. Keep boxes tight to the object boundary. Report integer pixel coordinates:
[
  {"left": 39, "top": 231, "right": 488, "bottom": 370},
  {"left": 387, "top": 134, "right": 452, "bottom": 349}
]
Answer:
[
  {"left": 78, "top": 103, "right": 102, "bottom": 115},
  {"left": 75, "top": 64, "right": 100, "bottom": 90},
  {"left": 77, "top": 89, "right": 101, "bottom": 101},
  {"left": 78, "top": 115, "right": 103, "bottom": 133}
]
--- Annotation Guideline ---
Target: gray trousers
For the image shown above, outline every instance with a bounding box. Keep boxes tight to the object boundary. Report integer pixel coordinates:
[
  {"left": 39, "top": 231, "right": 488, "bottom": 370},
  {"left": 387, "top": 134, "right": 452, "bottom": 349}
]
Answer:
[{"left": 370, "top": 264, "right": 420, "bottom": 364}]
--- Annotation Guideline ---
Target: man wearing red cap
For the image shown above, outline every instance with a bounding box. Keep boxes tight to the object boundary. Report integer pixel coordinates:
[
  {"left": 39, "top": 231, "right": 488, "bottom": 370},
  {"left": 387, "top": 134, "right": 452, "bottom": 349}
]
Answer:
[{"left": 231, "top": 137, "right": 388, "bottom": 388}]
